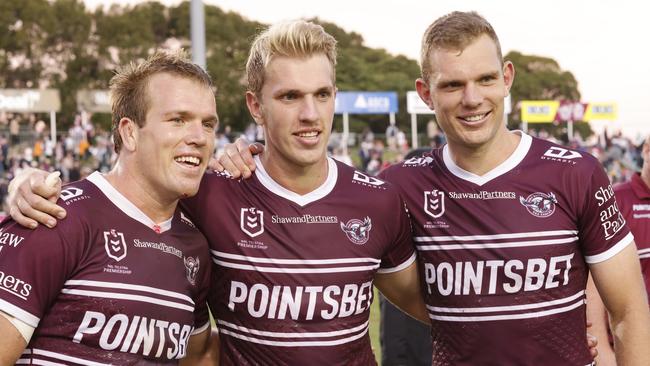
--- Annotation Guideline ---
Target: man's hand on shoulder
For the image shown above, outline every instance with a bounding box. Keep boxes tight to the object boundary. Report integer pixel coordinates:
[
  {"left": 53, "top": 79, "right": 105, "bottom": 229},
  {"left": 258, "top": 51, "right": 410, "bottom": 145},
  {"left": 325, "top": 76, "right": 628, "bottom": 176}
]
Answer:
[
  {"left": 7, "top": 168, "right": 66, "bottom": 229},
  {"left": 213, "top": 137, "right": 264, "bottom": 179}
]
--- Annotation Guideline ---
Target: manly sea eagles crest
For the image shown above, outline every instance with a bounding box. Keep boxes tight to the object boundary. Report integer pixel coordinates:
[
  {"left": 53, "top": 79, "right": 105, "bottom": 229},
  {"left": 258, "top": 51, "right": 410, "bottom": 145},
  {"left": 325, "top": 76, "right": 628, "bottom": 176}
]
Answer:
[
  {"left": 340, "top": 217, "right": 372, "bottom": 245},
  {"left": 184, "top": 256, "right": 200, "bottom": 286},
  {"left": 519, "top": 192, "right": 558, "bottom": 218}
]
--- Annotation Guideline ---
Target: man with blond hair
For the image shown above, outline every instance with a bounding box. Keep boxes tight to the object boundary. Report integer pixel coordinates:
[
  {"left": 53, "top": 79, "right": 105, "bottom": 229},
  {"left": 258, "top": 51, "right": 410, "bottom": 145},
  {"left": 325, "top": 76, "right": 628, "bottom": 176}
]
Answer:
[
  {"left": 0, "top": 51, "right": 219, "bottom": 364},
  {"left": 7, "top": 21, "right": 427, "bottom": 365}
]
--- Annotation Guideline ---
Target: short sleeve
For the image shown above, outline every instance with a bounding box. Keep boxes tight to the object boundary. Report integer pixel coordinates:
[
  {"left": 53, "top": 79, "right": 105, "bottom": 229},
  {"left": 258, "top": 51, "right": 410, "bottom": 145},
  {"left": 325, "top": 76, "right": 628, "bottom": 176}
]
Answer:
[
  {"left": 191, "top": 251, "right": 212, "bottom": 335},
  {"left": 377, "top": 193, "right": 416, "bottom": 274},
  {"left": 0, "top": 219, "right": 81, "bottom": 327},
  {"left": 579, "top": 163, "right": 633, "bottom": 264}
]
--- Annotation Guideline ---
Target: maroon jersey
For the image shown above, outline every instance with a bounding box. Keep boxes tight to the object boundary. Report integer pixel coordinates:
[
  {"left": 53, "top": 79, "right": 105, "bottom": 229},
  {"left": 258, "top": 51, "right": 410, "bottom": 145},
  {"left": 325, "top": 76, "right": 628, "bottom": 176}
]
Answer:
[
  {"left": 614, "top": 173, "right": 650, "bottom": 301},
  {"left": 0, "top": 172, "right": 211, "bottom": 365},
  {"left": 380, "top": 133, "right": 631, "bottom": 366},
  {"left": 182, "top": 157, "right": 415, "bottom": 365}
]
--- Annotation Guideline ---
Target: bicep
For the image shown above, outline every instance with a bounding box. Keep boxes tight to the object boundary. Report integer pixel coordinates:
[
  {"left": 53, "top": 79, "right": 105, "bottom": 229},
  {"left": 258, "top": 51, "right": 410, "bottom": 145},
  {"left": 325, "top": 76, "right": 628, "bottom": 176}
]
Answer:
[
  {"left": 589, "top": 241, "right": 649, "bottom": 316},
  {"left": 0, "top": 311, "right": 29, "bottom": 364},
  {"left": 374, "top": 261, "right": 429, "bottom": 323}
]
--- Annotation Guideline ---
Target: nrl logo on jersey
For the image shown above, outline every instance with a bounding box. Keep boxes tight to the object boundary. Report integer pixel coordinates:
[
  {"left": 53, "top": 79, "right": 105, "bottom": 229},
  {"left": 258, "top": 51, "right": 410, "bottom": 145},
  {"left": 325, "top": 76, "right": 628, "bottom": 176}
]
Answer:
[
  {"left": 340, "top": 217, "right": 372, "bottom": 245},
  {"left": 104, "top": 229, "right": 127, "bottom": 262},
  {"left": 402, "top": 156, "right": 434, "bottom": 167},
  {"left": 241, "top": 207, "right": 264, "bottom": 237},
  {"left": 519, "top": 192, "right": 557, "bottom": 218},
  {"left": 352, "top": 171, "right": 386, "bottom": 189},
  {"left": 541, "top": 147, "right": 581, "bottom": 165},
  {"left": 424, "top": 190, "right": 445, "bottom": 218},
  {"left": 183, "top": 256, "right": 200, "bottom": 285}
]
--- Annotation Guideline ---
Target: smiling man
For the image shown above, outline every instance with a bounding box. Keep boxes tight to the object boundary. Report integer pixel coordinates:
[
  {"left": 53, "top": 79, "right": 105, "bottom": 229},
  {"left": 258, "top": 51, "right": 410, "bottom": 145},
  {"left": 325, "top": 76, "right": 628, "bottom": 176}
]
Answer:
[
  {"left": 178, "top": 20, "right": 427, "bottom": 365},
  {"left": 378, "top": 11, "right": 650, "bottom": 365},
  {"left": 0, "top": 51, "right": 218, "bottom": 365}
]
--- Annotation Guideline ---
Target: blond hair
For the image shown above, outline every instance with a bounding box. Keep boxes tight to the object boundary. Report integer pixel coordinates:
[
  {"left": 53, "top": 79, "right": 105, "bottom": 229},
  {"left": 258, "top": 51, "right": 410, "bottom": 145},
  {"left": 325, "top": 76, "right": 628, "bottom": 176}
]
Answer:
[
  {"left": 246, "top": 20, "right": 337, "bottom": 95},
  {"left": 420, "top": 11, "right": 503, "bottom": 82},
  {"left": 109, "top": 49, "right": 214, "bottom": 153}
]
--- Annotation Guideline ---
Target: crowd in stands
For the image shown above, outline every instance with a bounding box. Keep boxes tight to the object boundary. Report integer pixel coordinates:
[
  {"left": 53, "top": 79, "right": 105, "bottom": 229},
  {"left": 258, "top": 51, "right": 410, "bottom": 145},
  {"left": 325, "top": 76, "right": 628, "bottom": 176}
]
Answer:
[{"left": 0, "top": 113, "right": 644, "bottom": 213}]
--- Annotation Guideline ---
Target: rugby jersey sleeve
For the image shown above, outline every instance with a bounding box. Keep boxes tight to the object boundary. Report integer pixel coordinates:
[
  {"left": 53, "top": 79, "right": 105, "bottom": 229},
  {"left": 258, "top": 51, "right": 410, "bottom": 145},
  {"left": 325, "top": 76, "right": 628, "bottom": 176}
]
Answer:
[
  {"left": 191, "top": 253, "right": 212, "bottom": 335},
  {"left": 579, "top": 161, "right": 633, "bottom": 264},
  {"left": 377, "top": 192, "right": 416, "bottom": 274},
  {"left": 0, "top": 218, "right": 84, "bottom": 328}
]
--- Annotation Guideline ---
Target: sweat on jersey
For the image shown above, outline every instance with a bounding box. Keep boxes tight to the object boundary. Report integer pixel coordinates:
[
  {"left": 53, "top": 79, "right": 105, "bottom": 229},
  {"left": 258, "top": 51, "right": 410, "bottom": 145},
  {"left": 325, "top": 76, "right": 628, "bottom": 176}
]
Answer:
[
  {"left": 182, "top": 156, "right": 415, "bottom": 366},
  {"left": 379, "top": 132, "right": 632, "bottom": 366},
  {"left": 614, "top": 172, "right": 650, "bottom": 301},
  {"left": 0, "top": 171, "right": 211, "bottom": 365}
]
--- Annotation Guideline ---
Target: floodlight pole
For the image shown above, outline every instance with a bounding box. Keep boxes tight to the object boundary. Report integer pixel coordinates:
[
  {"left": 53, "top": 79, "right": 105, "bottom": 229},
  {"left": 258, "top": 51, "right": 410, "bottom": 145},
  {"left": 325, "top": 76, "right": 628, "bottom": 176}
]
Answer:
[{"left": 190, "top": 0, "right": 206, "bottom": 70}]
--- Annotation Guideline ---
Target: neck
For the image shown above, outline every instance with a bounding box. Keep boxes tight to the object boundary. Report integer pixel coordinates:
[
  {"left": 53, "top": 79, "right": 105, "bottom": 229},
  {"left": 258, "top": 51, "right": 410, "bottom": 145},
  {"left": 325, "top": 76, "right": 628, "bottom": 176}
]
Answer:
[
  {"left": 447, "top": 130, "right": 521, "bottom": 176},
  {"left": 104, "top": 159, "right": 177, "bottom": 223},
  {"left": 259, "top": 153, "right": 329, "bottom": 195}
]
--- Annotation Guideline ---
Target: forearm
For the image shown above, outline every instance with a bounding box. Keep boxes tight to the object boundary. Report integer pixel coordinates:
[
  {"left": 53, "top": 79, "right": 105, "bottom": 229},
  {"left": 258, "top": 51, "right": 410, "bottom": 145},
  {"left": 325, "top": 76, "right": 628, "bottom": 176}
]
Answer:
[
  {"left": 610, "top": 307, "right": 650, "bottom": 365},
  {"left": 585, "top": 275, "right": 617, "bottom": 365},
  {"left": 181, "top": 328, "right": 219, "bottom": 366}
]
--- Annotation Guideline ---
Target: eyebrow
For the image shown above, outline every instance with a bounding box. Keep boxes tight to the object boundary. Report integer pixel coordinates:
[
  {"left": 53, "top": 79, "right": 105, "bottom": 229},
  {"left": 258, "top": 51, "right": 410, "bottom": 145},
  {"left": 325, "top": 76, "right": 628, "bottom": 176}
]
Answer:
[
  {"left": 273, "top": 85, "right": 334, "bottom": 97},
  {"left": 163, "top": 110, "right": 218, "bottom": 123}
]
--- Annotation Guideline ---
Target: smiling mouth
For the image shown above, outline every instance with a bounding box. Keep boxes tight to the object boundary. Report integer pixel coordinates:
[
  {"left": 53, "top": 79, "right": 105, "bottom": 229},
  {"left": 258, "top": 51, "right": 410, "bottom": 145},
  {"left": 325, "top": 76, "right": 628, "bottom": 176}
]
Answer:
[
  {"left": 174, "top": 156, "right": 201, "bottom": 167},
  {"left": 296, "top": 131, "right": 319, "bottom": 138},
  {"left": 460, "top": 112, "right": 491, "bottom": 123}
]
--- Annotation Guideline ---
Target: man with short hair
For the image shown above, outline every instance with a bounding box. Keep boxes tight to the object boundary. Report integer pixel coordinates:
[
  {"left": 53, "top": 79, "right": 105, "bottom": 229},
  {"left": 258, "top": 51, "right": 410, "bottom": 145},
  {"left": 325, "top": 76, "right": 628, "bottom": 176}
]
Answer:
[
  {"left": 6, "top": 21, "right": 427, "bottom": 365},
  {"left": 0, "top": 51, "right": 218, "bottom": 364}
]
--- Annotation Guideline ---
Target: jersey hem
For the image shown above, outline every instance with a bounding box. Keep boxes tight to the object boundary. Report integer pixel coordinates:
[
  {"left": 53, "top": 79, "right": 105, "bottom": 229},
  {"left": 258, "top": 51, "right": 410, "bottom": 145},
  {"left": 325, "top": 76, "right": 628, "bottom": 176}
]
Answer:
[
  {"left": 376, "top": 252, "right": 416, "bottom": 274},
  {"left": 584, "top": 232, "right": 634, "bottom": 264}
]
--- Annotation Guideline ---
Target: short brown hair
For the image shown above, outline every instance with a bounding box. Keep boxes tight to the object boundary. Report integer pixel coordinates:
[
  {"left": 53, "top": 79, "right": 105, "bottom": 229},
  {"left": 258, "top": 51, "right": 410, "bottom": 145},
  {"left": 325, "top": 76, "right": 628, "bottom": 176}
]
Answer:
[
  {"left": 420, "top": 11, "right": 503, "bottom": 82},
  {"left": 109, "top": 49, "right": 214, "bottom": 153},
  {"left": 246, "top": 20, "right": 337, "bottom": 96}
]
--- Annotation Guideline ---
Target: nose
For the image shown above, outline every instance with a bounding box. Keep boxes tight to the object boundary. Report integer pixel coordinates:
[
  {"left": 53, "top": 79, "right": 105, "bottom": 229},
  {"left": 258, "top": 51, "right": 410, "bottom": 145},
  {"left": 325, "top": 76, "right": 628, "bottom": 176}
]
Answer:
[
  {"left": 184, "top": 119, "right": 209, "bottom": 147},
  {"left": 299, "top": 95, "right": 319, "bottom": 123},
  {"left": 462, "top": 83, "right": 483, "bottom": 108}
]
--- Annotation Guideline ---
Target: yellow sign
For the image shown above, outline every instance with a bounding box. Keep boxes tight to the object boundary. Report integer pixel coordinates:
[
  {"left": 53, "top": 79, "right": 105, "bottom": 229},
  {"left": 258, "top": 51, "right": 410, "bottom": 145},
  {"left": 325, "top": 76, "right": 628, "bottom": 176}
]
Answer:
[
  {"left": 583, "top": 102, "right": 617, "bottom": 121},
  {"left": 520, "top": 100, "right": 559, "bottom": 123}
]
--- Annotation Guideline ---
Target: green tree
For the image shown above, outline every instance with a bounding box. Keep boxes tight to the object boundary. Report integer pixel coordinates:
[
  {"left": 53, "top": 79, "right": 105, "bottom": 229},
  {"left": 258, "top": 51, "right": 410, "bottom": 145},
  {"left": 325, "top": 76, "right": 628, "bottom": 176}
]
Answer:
[{"left": 506, "top": 51, "right": 590, "bottom": 140}]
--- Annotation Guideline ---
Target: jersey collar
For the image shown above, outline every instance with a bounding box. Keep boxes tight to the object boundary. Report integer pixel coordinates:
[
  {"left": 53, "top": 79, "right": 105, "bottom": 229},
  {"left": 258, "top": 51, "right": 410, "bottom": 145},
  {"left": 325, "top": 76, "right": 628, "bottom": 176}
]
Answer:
[
  {"left": 253, "top": 155, "right": 338, "bottom": 206},
  {"left": 87, "top": 171, "right": 173, "bottom": 233},
  {"left": 442, "top": 131, "right": 532, "bottom": 186}
]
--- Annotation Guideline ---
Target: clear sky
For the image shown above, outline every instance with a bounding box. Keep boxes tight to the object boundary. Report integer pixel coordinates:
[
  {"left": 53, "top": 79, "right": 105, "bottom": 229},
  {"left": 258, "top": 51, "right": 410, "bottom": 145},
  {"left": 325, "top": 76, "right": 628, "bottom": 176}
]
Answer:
[{"left": 84, "top": 0, "right": 649, "bottom": 140}]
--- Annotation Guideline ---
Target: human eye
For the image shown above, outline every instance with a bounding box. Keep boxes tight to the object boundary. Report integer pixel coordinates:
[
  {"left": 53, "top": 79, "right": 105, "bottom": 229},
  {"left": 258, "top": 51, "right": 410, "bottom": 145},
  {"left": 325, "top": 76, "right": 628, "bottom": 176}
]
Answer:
[
  {"left": 170, "top": 117, "right": 184, "bottom": 125},
  {"left": 203, "top": 119, "right": 217, "bottom": 130},
  {"left": 317, "top": 90, "right": 332, "bottom": 100},
  {"left": 281, "top": 91, "right": 298, "bottom": 101}
]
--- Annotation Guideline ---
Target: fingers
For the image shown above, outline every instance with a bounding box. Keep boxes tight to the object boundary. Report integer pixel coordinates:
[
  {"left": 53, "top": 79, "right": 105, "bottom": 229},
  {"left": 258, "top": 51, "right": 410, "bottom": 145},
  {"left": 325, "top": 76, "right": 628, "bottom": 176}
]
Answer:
[
  {"left": 587, "top": 332, "right": 599, "bottom": 358},
  {"left": 7, "top": 169, "right": 66, "bottom": 229},
  {"left": 8, "top": 203, "right": 38, "bottom": 229},
  {"left": 15, "top": 194, "right": 60, "bottom": 228}
]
